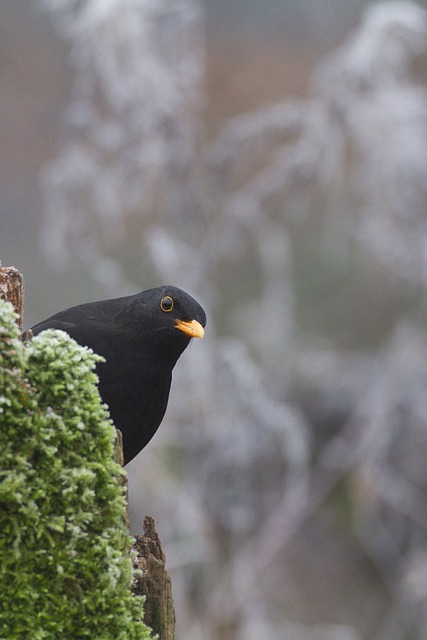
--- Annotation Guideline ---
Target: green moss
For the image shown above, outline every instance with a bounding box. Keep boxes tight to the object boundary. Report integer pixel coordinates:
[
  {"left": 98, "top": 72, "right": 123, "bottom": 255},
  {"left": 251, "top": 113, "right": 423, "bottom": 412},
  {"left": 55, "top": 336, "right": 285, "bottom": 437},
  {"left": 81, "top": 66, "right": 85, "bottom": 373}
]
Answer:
[{"left": 0, "top": 300, "right": 153, "bottom": 639}]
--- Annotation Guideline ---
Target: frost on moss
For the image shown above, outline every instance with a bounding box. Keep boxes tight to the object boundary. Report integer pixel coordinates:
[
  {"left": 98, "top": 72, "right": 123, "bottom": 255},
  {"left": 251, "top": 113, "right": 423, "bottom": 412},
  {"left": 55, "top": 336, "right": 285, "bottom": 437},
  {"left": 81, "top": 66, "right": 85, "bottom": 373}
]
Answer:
[{"left": 0, "top": 300, "right": 152, "bottom": 640}]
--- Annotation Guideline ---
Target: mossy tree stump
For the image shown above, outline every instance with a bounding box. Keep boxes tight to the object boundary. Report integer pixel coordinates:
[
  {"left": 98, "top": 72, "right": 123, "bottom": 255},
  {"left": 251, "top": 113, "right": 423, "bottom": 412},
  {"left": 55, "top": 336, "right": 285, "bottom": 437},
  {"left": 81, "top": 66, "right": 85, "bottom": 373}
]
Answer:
[{"left": 2, "top": 265, "right": 175, "bottom": 640}]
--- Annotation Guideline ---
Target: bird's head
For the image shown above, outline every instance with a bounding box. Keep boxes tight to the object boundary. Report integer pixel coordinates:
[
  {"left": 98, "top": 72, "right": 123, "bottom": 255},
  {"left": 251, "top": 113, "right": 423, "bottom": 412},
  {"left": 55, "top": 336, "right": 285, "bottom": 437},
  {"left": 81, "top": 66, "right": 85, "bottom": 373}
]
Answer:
[
  {"left": 158, "top": 285, "right": 206, "bottom": 338},
  {"left": 134, "top": 285, "right": 206, "bottom": 344}
]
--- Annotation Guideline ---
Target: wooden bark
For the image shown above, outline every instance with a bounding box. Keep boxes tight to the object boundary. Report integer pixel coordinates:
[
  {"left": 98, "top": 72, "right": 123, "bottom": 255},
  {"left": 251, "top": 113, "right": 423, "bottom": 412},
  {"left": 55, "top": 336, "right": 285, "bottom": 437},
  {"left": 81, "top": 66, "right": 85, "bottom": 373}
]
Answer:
[
  {"left": 0, "top": 265, "right": 24, "bottom": 331},
  {"left": 114, "top": 428, "right": 175, "bottom": 638},
  {"left": 132, "top": 516, "right": 176, "bottom": 640}
]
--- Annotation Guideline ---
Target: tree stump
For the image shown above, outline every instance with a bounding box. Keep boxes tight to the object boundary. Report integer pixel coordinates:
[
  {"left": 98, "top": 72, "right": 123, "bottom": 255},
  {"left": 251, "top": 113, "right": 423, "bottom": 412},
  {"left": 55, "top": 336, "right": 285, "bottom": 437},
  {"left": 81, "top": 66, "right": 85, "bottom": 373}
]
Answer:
[
  {"left": 0, "top": 265, "right": 24, "bottom": 331},
  {"left": 132, "top": 516, "right": 176, "bottom": 640},
  {"left": 114, "top": 388, "right": 175, "bottom": 639},
  {"left": 1, "top": 265, "right": 175, "bottom": 638}
]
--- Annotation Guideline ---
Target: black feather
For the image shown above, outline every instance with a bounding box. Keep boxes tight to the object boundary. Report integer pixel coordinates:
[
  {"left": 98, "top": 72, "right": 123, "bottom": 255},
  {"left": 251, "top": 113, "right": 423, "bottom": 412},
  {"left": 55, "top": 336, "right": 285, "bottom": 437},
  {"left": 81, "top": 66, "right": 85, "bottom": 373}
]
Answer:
[{"left": 29, "top": 286, "right": 206, "bottom": 464}]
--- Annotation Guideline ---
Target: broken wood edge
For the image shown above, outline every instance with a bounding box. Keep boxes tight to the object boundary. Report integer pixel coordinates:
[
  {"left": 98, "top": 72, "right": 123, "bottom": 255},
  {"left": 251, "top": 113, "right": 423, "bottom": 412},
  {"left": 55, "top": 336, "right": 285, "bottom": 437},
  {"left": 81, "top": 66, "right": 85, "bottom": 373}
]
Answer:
[{"left": 0, "top": 266, "right": 24, "bottom": 332}]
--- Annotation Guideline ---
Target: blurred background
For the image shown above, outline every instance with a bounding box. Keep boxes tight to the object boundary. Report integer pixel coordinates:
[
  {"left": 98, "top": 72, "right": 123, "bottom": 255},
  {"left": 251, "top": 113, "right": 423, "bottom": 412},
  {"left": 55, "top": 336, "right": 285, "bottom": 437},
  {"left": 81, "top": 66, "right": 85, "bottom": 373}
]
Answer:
[{"left": 2, "top": 1, "right": 427, "bottom": 638}]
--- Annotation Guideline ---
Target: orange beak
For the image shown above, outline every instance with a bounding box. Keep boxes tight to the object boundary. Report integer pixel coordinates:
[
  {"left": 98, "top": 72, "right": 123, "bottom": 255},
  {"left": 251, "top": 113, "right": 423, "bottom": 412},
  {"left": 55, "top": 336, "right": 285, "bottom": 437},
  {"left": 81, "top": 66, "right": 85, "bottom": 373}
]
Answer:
[{"left": 174, "top": 318, "right": 205, "bottom": 339}]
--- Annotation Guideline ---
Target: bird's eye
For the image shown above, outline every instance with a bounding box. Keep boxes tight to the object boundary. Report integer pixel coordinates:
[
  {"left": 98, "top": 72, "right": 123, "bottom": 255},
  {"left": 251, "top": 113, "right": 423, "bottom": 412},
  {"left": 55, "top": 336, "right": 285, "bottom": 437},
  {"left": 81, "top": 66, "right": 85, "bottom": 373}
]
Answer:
[{"left": 160, "top": 295, "right": 174, "bottom": 312}]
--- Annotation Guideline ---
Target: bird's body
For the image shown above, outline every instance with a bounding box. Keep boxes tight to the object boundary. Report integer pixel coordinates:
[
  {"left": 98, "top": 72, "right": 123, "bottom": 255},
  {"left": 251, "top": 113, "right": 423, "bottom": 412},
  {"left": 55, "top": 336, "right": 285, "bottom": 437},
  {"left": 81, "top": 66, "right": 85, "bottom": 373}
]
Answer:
[{"left": 29, "top": 286, "right": 206, "bottom": 464}]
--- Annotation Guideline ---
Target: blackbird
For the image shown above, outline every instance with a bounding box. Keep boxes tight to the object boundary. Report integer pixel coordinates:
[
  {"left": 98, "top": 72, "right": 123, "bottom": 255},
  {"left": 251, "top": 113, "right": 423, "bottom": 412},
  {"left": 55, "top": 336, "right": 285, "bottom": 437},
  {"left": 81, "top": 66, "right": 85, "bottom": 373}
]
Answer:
[{"left": 29, "top": 285, "right": 206, "bottom": 464}]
